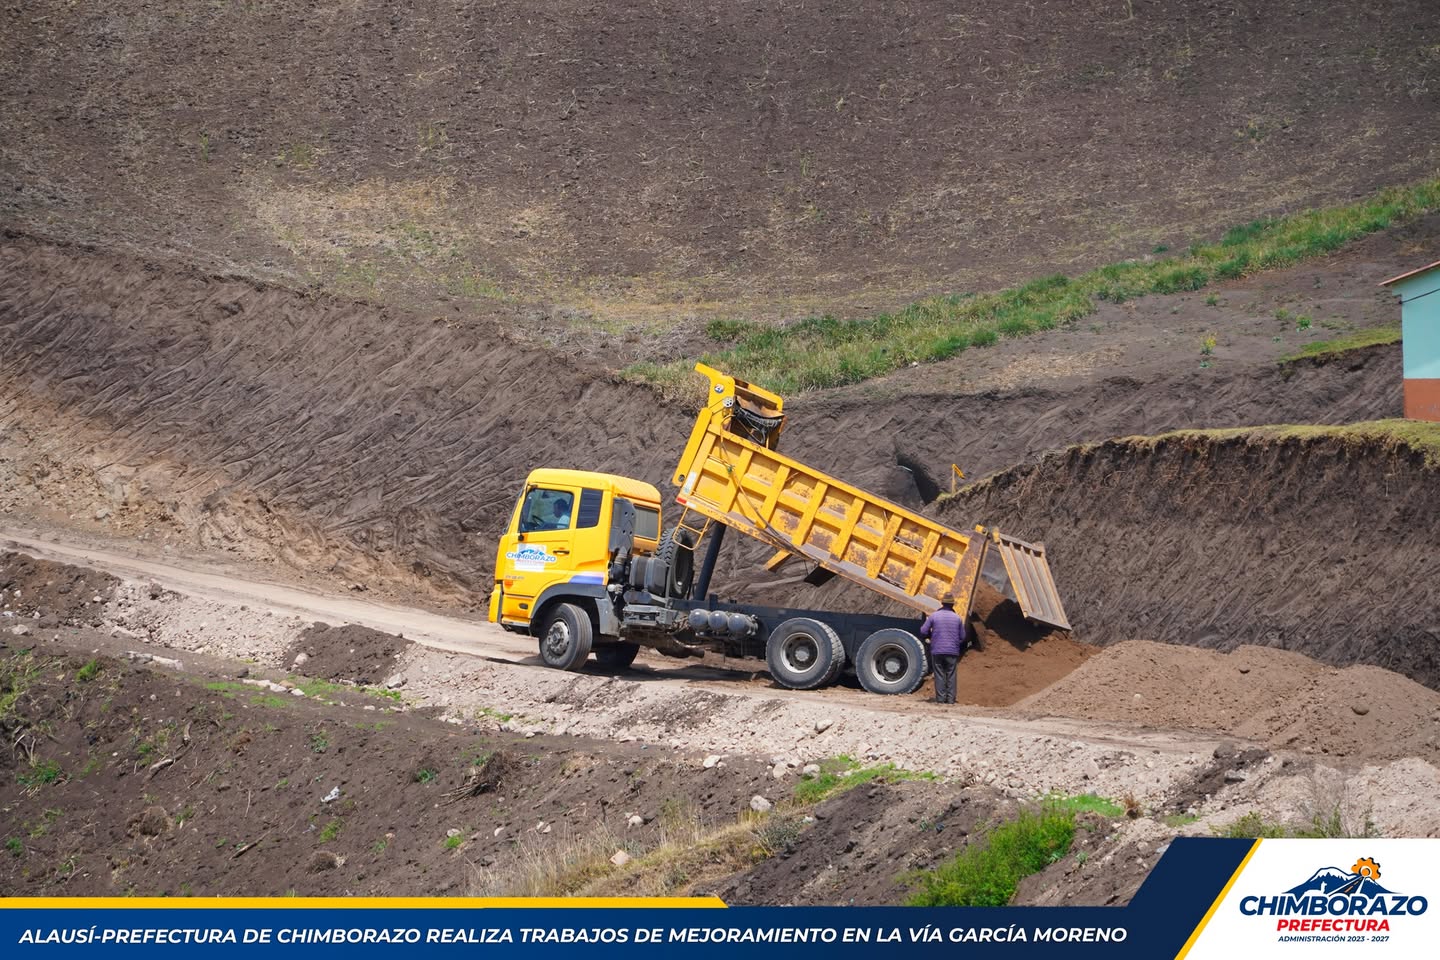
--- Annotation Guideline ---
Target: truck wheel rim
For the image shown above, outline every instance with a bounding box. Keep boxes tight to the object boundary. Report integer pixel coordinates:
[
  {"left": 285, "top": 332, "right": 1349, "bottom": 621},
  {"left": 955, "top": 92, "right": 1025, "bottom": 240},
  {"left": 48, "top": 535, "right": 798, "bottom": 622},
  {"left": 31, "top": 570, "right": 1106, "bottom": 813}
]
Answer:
[
  {"left": 781, "top": 634, "right": 819, "bottom": 674},
  {"left": 544, "top": 621, "right": 572, "bottom": 659},
  {"left": 869, "top": 643, "right": 909, "bottom": 686}
]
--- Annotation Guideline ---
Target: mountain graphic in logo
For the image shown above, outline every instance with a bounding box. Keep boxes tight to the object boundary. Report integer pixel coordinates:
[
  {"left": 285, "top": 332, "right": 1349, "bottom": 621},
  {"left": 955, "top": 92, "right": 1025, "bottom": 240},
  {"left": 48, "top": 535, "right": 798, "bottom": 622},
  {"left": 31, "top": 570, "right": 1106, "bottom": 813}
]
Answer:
[{"left": 1286, "top": 858, "right": 1394, "bottom": 897}]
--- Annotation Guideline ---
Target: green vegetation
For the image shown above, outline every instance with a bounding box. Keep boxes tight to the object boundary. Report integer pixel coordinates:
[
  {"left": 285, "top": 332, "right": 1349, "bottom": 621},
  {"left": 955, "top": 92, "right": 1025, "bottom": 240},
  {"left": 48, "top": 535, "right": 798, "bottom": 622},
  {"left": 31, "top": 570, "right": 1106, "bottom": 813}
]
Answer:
[
  {"left": 309, "top": 733, "right": 330, "bottom": 754},
  {"left": 1216, "top": 806, "right": 1377, "bottom": 840},
  {"left": 444, "top": 832, "right": 464, "bottom": 850},
  {"left": 318, "top": 818, "right": 344, "bottom": 843},
  {"left": 287, "top": 675, "right": 402, "bottom": 704},
  {"left": 1281, "top": 324, "right": 1401, "bottom": 363},
  {"left": 75, "top": 659, "right": 101, "bottom": 683},
  {"left": 792, "top": 755, "right": 935, "bottom": 805},
  {"left": 1140, "top": 420, "right": 1440, "bottom": 470},
  {"left": 27, "top": 808, "right": 62, "bottom": 838},
  {"left": 5, "top": 838, "right": 23, "bottom": 857},
  {"left": 1163, "top": 813, "right": 1200, "bottom": 828},
  {"left": 17, "top": 759, "right": 64, "bottom": 788},
  {"left": 1, "top": 652, "right": 39, "bottom": 723},
  {"left": 205, "top": 679, "right": 289, "bottom": 708},
  {"left": 908, "top": 806, "right": 1076, "bottom": 906},
  {"left": 1041, "top": 792, "right": 1126, "bottom": 818},
  {"left": 625, "top": 176, "right": 1440, "bottom": 393},
  {"left": 978, "top": 422, "right": 1440, "bottom": 501},
  {"left": 414, "top": 768, "right": 437, "bottom": 784}
]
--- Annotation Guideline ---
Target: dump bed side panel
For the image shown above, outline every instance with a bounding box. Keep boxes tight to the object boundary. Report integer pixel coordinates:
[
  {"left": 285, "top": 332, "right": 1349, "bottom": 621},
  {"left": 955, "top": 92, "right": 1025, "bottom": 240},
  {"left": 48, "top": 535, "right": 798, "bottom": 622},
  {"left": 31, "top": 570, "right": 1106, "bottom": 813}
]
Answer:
[{"left": 677, "top": 424, "right": 979, "bottom": 615}]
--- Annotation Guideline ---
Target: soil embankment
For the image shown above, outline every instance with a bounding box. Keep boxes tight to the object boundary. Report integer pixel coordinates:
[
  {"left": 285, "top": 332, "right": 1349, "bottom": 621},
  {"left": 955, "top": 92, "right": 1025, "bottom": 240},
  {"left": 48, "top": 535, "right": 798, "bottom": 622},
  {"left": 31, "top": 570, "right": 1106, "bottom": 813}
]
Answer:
[{"left": 944, "top": 428, "right": 1440, "bottom": 689}]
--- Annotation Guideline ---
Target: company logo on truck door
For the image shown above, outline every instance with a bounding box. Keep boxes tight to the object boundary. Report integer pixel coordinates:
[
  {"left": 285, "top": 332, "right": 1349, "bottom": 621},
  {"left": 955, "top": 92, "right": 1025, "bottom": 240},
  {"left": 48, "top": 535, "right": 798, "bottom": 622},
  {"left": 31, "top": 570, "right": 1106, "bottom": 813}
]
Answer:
[
  {"left": 505, "top": 545, "right": 560, "bottom": 572},
  {"left": 1239, "top": 856, "right": 1427, "bottom": 935}
]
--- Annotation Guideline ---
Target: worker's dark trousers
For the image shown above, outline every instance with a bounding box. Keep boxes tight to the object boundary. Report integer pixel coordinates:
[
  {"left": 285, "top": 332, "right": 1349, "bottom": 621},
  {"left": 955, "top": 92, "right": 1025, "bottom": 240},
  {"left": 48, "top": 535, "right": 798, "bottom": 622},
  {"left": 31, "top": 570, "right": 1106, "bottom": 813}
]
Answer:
[{"left": 933, "top": 654, "right": 959, "bottom": 704}]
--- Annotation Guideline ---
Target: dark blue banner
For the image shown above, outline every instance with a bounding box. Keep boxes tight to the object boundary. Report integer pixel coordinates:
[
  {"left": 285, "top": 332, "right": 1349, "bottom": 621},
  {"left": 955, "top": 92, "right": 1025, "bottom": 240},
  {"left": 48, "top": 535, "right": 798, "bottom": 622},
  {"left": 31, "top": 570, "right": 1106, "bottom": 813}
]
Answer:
[{"left": 3, "top": 839, "right": 1256, "bottom": 960}]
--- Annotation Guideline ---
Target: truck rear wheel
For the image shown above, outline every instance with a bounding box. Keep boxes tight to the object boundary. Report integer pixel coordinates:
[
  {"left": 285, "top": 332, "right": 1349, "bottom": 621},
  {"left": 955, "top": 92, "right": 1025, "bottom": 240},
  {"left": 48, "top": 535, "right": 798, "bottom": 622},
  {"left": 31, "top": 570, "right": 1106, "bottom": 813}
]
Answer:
[
  {"left": 855, "top": 628, "right": 928, "bottom": 695},
  {"left": 766, "top": 617, "right": 845, "bottom": 690},
  {"left": 594, "top": 642, "right": 640, "bottom": 671},
  {"left": 538, "top": 603, "right": 593, "bottom": 671}
]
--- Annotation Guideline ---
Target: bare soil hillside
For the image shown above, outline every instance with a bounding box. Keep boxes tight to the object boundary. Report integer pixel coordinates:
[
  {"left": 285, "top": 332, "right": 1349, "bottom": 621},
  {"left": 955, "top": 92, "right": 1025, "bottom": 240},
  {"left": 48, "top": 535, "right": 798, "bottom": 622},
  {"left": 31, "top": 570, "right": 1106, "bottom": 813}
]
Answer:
[
  {"left": 0, "top": 217, "right": 1422, "bottom": 606},
  {"left": 3, "top": 1, "right": 1438, "bottom": 319}
]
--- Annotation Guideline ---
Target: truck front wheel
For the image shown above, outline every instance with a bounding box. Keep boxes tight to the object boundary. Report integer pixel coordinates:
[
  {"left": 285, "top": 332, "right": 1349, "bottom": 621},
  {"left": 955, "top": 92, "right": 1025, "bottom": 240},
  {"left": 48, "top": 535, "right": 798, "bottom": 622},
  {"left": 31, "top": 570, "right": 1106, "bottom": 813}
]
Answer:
[
  {"left": 538, "top": 603, "right": 593, "bottom": 671},
  {"left": 855, "top": 628, "right": 928, "bottom": 695},
  {"left": 766, "top": 617, "right": 845, "bottom": 690}
]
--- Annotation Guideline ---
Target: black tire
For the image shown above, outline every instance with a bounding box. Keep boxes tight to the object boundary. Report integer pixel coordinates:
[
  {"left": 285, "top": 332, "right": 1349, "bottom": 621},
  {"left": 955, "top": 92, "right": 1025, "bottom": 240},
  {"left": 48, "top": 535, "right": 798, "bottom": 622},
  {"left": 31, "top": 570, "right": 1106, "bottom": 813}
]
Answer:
[
  {"left": 538, "top": 603, "right": 593, "bottom": 671},
  {"left": 594, "top": 642, "right": 640, "bottom": 671},
  {"left": 646, "top": 530, "right": 694, "bottom": 598},
  {"left": 766, "top": 617, "right": 845, "bottom": 690},
  {"left": 854, "top": 628, "right": 928, "bottom": 695}
]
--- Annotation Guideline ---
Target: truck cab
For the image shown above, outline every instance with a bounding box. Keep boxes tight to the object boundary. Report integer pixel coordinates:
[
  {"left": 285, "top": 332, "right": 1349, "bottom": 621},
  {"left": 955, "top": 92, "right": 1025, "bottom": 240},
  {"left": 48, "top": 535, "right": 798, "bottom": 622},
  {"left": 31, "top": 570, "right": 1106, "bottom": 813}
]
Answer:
[{"left": 489, "top": 468, "right": 662, "bottom": 667}]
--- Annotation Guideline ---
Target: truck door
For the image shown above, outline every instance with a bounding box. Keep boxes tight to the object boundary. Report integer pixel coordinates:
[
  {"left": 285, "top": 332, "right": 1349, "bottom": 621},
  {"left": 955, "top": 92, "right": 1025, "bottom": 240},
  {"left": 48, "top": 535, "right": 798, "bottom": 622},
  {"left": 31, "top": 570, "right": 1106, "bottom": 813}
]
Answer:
[
  {"left": 498, "top": 483, "right": 616, "bottom": 627},
  {"left": 497, "top": 483, "right": 583, "bottom": 624}
]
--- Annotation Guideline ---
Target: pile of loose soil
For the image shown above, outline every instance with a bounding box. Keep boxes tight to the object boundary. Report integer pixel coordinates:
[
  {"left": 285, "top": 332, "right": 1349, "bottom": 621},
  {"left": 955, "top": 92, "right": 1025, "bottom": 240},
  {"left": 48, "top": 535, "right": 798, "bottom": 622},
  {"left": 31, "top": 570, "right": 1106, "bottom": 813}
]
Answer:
[
  {"left": 286, "top": 622, "right": 411, "bottom": 685},
  {"left": 1018, "top": 640, "right": 1440, "bottom": 766},
  {"left": 944, "top": 428, "right": 1440, "bottom": 689},
  {"left": 0, "top": 642, "right": 781, "bottom": 897},
  {"left": 0, "top": 550, "right": 118, "bottom": 627},
  {"left": 912, "top": 584, "right": 1096, "bottom": 707}
]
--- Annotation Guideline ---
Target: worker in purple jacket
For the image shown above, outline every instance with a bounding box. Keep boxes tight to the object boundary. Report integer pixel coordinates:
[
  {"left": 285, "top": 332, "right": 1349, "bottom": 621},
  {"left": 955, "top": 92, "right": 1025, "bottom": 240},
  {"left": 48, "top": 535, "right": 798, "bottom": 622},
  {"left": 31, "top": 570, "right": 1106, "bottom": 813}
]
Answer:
[{"left": 919, "top": 592, "right": 967, "bottom": 704}]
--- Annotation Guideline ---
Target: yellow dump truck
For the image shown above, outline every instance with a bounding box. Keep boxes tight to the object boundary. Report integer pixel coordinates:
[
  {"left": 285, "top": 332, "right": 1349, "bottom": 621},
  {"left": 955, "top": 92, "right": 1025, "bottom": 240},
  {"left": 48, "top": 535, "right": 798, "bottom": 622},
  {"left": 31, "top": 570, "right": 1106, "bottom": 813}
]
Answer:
[{"left": 489, "top": 364, "right": 1069, "bottom": 694}]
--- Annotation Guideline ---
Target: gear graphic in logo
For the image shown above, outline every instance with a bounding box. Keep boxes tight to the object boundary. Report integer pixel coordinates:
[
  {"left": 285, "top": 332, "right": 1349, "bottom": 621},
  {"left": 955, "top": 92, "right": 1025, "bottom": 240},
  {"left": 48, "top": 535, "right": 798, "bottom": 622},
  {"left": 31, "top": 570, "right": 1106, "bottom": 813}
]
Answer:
[{"left": 1352, "top": 857, "right": 1381, "bottom": 880}]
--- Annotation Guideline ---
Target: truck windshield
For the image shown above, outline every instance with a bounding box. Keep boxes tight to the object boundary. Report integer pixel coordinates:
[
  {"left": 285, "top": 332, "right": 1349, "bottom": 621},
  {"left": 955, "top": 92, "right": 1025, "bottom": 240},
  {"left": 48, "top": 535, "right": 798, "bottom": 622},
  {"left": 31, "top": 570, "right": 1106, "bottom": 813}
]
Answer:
[{"left": 520, "top": 487, "right": 575, "bottom": 532}]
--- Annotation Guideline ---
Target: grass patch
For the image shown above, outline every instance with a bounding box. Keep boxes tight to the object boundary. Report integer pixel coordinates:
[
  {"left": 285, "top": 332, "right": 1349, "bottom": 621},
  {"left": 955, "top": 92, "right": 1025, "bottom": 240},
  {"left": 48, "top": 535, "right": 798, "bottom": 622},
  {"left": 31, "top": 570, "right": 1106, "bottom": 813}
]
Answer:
[
  {"left": 318, "top": 818, "right": 344, "bottom": 843},
  {"left": 1163, "top": 813, "right": 1200, "bottom": 828},
  {"left": 75, "top": 659, "right": 101, "bottom": 683},
  {"left": 1042, "top": 792, "right": 1126, "bottom": 818},
  {"left": 1281, "top": 324, "right": 1401, "bottom": 363},
  {"left": 470, "top": 806, "right": 781, "bottom": 898},
  {"left": 907, "top": 805, "right": 1076, "bottom": 906},
  {"left": 995, "top": 422, "right": 1440, "bottom": 491},
  {"left": 1216, "top": 806, "right": 1377, "bottom": 840},
  {"left": 0, "top": 652, "right": 39, "bottom": 723},
  {"left": 792, "top": 755, "right": 935, "bottom": 805},
  {"left": 444, "top": 832, "right": 464, "bottom": 850},
  {"left": 16, "top": 759, "right": 65, "bottom": 788},
  {"left": 624, "top": 176, "right": 1440, "bottom": 394}
]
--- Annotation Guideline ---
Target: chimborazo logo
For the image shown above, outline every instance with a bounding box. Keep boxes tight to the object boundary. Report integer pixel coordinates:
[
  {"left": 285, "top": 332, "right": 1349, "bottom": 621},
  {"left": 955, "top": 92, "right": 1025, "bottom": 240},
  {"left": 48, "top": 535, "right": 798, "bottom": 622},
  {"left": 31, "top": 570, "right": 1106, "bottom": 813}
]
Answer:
[
  {"left": 1239, "top": 857, "right": 1428, "bottom": 935},
  {"left": 505, "top": 546, "right": 558, "bottom": 564}
]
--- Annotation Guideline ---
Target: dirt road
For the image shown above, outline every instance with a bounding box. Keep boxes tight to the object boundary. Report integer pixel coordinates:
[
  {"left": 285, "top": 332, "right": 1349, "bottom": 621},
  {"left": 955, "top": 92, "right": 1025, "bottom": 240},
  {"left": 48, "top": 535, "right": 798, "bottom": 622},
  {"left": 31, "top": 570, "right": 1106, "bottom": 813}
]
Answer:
[
  {"left": 0, "top": 525, "right": 532, "bottom": 660},
  {"left": 0, "top": 524, "right": 1235, "bottom": 758}
]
